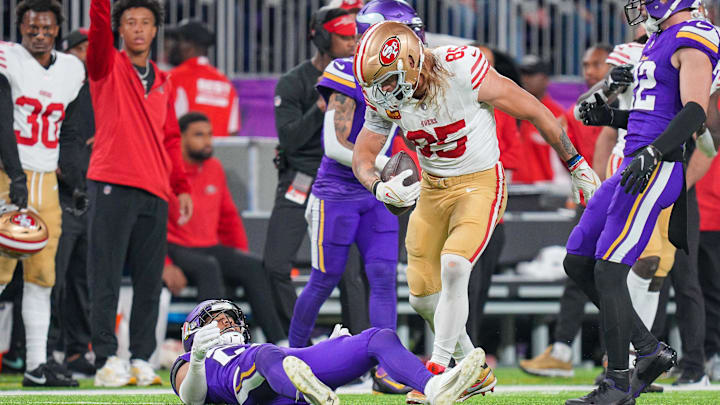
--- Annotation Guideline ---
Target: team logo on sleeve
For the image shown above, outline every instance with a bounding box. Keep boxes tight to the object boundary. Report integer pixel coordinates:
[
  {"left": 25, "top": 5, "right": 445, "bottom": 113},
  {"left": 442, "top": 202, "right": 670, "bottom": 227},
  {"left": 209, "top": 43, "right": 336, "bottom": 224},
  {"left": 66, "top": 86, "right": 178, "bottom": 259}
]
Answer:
[{"left": 379, "top": 37, "right": 401, "bottom": 66}]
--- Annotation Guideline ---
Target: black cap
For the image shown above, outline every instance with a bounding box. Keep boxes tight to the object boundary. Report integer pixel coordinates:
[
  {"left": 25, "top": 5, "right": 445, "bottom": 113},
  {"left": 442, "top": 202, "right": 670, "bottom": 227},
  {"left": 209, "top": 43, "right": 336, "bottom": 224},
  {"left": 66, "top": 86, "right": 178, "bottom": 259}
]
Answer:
[
  {"left": 518, "top": 55, "right": 551, "bottom": 76},
  {"left": 62, "top": 28, "right": 89, "bottom": 52},
  {"left": 166, "top": 20, "right": 215, "bottom": 48}
]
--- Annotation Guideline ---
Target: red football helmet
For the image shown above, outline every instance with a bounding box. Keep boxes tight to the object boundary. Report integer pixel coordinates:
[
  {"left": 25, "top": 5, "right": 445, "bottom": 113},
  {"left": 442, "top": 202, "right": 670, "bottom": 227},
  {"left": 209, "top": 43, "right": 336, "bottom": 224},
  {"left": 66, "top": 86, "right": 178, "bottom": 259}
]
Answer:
[{"left": 0, "top": 209, "right": 49, "bottom": 259}]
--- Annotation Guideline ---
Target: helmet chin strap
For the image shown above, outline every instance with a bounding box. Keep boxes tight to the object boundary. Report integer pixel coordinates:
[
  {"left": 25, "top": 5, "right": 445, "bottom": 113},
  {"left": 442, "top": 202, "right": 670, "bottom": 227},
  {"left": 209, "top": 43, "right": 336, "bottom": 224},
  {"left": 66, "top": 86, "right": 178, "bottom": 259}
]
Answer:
[
  {"left": 644, "top": 16, "right": 662, "bottom": 33},
  {"left": 219, "top": 331, "right": 245, "bottom": 346}
]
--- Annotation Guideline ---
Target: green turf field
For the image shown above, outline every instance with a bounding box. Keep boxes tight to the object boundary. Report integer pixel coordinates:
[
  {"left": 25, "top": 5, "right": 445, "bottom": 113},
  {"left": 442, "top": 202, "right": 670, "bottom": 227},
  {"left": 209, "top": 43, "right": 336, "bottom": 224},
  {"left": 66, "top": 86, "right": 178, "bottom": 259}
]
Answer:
[{"left": 0, "top": 367, "right": 717, "bottom": 404}]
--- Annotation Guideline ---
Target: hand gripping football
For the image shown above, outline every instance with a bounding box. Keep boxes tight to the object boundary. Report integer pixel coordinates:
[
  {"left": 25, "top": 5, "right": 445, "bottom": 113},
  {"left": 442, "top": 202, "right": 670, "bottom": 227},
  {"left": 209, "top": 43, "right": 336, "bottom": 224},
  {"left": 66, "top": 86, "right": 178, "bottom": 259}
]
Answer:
[
  {"left": 0, "top": 209, "right": 49, "bottom": 259},
  {"left": 380, "top": 151, "right": 420, "bottom": 216}
]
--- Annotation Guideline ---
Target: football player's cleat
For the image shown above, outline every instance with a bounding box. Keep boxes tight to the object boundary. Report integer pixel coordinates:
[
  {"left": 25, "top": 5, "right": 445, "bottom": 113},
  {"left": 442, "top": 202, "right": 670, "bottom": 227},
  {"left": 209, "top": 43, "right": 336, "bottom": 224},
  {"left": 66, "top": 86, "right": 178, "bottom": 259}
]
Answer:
[
  {"left": 672, "top": 369, "right": 710, "bottom": 387},
  {"left": 425, "top": 348, "right": 485, "bottom": 405},
  {"left": 565, "top": 378, "right": 635, "bottom": 405},
  {"left": 707, "top": 353, "right": 720, "bottom": 382},
  {"left": 130, "top": 359, "right": 162, "bottom": 386},
  {"left": 22, "top": 363, "right": 78, "bottom": 387},
  {"left": 372, "top": 366, "right": 412, "bottom": 394},
  {"left": 457, "top": 363, "right": 497, "bottom": 402},
  {"left": 0, "top": 207, "right": 48, "bottom": 259},
  {"left": 629, "top": 342, "right": 676, "bottom": 398},
  {"left": 282, "top": 356, "right": 339, "bottom": 405},
  {"left": 519, "top": 346, "right": 574, "bottom": 377},
  {"left": 94, "top": 356, "right": 136, "bottom": 387},
  {"left": 407, "top": 361, "right": 445, "bottom": 404}
]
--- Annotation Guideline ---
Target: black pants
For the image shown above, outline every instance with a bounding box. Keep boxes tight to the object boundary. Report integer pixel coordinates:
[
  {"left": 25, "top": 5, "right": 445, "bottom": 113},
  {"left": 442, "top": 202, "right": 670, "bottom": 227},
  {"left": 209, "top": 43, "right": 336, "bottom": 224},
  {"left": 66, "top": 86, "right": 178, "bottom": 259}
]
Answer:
[
  {"left": 467, "top": 223, "right": 505, "bottom": 346},
  {"left": 669, "top": 187, "right": 706, "bottom": 374},
  {"left": 554, "top": 278, "right": 589, "bottom": 345},
  {"left": 48, "top": 210, "right": 91, "bottom": 357},
  {"left": 167, "top": 244, "right": 287, "bottom": 343},
  {"left": 87, "top": 181, "right": 167, "bottom": 367},
  {"left": 699, "top": 231, "right": 720, "bottom": 358}
]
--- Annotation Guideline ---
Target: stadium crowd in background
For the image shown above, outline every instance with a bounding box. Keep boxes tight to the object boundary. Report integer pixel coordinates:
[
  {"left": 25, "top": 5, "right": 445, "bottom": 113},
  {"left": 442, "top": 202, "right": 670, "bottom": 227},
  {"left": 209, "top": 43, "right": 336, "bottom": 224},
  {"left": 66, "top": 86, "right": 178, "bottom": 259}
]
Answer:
[{"left": 0, "top": 1, "right": 719, "bottom": 405}]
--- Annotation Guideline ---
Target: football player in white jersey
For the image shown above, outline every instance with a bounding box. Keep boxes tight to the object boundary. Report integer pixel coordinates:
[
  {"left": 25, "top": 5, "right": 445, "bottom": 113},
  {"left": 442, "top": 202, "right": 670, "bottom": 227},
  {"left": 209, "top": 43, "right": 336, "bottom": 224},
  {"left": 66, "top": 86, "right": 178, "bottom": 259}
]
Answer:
[
  {"left": 350, "top": 20, "right": 600, "bottom": 392},
  {"left": 0, "top": 0, "right": 85, "bottom": 387}
]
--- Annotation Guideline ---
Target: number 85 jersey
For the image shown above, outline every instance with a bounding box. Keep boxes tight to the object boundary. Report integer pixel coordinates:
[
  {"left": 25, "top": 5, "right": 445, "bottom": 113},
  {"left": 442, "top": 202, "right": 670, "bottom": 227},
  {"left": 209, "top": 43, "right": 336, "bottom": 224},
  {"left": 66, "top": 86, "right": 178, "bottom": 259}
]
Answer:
[
  {"left": 625, "top": 19, "right": 720, "bottom": 156},
  {"left": 0, "top": 42, "right": 85, "bottom": 172},
  {"left": 365, "top": 45, "right": 498, "bottom": 177}
]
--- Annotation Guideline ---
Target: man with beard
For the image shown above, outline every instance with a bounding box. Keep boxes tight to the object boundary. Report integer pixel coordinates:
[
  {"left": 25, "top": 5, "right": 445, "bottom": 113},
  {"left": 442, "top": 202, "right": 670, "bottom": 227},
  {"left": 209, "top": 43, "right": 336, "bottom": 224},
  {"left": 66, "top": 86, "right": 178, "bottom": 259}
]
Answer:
[
  {"left": 164, "top": 112, "right": 287, "bottom": 345},
  {"left": 167, "top": 20, "right": 240, "bottom": 137}
]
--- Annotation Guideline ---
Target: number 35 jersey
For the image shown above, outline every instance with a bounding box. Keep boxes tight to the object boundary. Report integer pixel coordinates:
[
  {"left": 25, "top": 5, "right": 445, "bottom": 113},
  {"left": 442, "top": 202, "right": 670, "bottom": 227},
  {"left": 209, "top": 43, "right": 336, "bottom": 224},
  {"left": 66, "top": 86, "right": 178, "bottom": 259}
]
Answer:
[
  {"left": 0, "top": 42, "right": 85, "bottom": 172},
  {"left": 625, "top": 19, "right": 720, "bottom": 156},
  {"left": 365, "top": 45, "right": 499, "bottom": 177}
]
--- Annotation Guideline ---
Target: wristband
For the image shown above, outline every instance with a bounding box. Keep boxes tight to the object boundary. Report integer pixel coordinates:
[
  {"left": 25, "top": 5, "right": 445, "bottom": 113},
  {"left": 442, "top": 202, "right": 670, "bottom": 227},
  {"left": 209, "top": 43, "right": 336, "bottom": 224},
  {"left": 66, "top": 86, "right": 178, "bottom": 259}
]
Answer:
[
  {"left": 566, "top": 154, "right": 582, "bottom": 169},
  {"left": 371, "top": 179, "right": 380, "bottom": 196}
]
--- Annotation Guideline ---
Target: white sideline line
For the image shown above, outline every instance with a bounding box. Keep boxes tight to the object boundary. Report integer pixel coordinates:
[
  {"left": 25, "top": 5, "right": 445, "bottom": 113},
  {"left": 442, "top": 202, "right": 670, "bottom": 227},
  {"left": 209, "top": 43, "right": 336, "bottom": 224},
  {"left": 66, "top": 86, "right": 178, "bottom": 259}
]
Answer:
[{"left": 0, "top": 388, "right": 172, "bottom": 396}]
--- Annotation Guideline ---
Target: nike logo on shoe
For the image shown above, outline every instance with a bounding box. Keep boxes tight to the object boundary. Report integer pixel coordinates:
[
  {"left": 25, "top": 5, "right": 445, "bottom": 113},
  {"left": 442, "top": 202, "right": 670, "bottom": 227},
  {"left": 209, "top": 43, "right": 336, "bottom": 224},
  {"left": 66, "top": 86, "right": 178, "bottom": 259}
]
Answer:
[{"left": 24, "top": 373, "right": 47, "bottom": 385}]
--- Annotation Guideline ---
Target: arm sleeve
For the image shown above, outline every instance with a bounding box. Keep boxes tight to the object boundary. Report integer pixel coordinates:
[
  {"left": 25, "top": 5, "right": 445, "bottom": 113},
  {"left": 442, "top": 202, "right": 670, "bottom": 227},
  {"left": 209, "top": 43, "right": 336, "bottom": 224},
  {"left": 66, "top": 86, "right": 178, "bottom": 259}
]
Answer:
[
  {"left": 217, "top": 170, "right": 248, "bottom": 251},
  {"left": 274, "top": 75, "right": 324, "bottom": 154},
  {"left": 164, "top": 87, "right": 191, "bottom": 195},
  {"left": 87, "top": 0, "right": 116, "bottom": 81},
  {"left": 0, "top": 74, "right": 25, "bottom": 182},
  {"left": 322, "top": 110, "right": 354, "bottom": 167},
  {"left": 59, "top": 83, "right": 90, "bottom": 191}
]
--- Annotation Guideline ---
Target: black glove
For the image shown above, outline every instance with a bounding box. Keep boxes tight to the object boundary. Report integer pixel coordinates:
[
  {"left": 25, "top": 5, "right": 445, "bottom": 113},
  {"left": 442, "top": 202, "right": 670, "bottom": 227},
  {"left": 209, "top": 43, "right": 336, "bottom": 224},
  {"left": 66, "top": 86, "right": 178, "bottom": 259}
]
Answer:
[
  {"left": 9, "top": 175, "right": 27, "bottom": 209},
  {"left": 579, "top": 93, "right": 614, "bottom": 127},
  {"left": 607, "top": 64, "right": 635, "bottom": 93},
  {"left": 621, "top": 145, "right": 662, "bottom": 195},
  {"left": 64, "top": 188, "right": 89, "bottom": 216}
]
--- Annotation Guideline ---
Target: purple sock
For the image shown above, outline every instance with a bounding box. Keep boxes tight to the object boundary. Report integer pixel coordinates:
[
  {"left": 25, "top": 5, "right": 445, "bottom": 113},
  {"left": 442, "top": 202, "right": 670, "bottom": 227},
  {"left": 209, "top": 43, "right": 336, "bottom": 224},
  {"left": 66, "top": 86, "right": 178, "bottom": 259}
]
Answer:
[
  {"left": 367, "top": 328, "right": 434, "bottom": 392},
  {"left": 289, "top": 269, "right": 342, "bottom": 347},
  {"left": 254, "top": 345, "right": 302, "bottom": 400}
]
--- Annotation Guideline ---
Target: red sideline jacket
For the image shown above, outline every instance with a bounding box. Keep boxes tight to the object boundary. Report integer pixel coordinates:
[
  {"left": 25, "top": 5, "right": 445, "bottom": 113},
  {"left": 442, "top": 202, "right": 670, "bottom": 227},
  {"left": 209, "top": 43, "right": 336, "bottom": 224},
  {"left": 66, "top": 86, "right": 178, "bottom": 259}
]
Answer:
[
  {"left": 167, "top": 158, "right": 248, "bottom": 250},
  {"left": 697, "top": 155, "right": 720, "bottom": 232},
  {"left": 564, "top": 106, "right": 601, "bottom": 170},
  {"left": 87, "top": 0, "right": 189, "bottom": 200},
  {"left": 512, "top": 95, "right": 565, "bottom": 184}
]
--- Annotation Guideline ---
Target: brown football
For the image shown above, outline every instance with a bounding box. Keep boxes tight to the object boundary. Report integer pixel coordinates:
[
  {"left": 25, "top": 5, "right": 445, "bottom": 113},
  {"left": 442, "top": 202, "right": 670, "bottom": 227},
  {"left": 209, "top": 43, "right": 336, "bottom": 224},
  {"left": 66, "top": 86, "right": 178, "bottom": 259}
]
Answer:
[{"left": 380, "top": 151, "right": 420, "bottom": 216}]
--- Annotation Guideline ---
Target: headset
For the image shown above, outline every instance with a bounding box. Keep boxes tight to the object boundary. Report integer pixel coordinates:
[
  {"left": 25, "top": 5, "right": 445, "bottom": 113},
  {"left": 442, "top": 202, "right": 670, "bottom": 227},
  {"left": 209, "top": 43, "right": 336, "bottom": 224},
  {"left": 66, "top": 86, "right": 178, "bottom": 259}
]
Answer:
[{"left": 309, "top": 6, "right": 335, "bottom": 54}]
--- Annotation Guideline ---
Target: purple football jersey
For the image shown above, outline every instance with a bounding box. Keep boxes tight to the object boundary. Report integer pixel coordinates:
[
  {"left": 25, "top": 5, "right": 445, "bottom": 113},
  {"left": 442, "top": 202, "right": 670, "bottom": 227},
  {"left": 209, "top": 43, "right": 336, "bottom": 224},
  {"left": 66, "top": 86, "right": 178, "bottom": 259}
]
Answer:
[
  {"left": 172, "top": 344, "right": 268, "bottom": 405},
  {"left": 625, "top": 19, "right": 720, "bottom": 155},
  {"left": 313, "top": 57, "right": 392, "bottom": 200}
]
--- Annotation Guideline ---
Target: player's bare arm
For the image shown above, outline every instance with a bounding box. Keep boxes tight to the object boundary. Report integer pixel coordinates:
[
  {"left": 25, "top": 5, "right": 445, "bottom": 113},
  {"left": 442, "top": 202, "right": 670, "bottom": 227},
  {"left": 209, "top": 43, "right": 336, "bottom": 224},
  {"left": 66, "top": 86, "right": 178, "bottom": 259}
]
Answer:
[
  {"left": 477, "top": 68, "right": 577, "bottom": 160},
  {"left": 329, "top": 92, "right": 357, "bottom": 150},
  {"left": 352, "top": 126, "right": 388, "bottom": 190},
  {"left": 673, "top": 47, "right": 712, "bottom": 111}
]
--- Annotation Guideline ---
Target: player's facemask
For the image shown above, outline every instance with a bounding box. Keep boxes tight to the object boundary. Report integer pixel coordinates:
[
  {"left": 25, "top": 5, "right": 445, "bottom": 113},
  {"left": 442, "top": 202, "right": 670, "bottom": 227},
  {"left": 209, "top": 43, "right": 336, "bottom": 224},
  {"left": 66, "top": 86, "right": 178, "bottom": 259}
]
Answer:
[
  {"left": 367, "top": 64, "right": 419, "bottom": 110},
  {"left": 183, "top": 299, "right": 251, "bottom": 352},
  {"left": 625, "top": 0, "right": 703, "bottom": 33}
]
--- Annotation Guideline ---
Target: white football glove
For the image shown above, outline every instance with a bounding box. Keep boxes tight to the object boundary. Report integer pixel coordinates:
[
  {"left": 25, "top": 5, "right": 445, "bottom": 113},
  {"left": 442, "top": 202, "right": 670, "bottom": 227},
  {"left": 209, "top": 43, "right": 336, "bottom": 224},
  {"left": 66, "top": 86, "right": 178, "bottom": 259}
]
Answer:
[
  {"left": 568, "top": 156, "right": 601, "bottom": 205},
  {"left": 374, "top": 170, "right": 420, "bottom": 207},
  {"left": 191, "top": 321, "right": 222, "bottom": 362},
  {"left": 697, "top": 128, "right": 718, "bottom": 158},
  {"left": 329, "top": 324, "right": 351, "bottom": 339}
]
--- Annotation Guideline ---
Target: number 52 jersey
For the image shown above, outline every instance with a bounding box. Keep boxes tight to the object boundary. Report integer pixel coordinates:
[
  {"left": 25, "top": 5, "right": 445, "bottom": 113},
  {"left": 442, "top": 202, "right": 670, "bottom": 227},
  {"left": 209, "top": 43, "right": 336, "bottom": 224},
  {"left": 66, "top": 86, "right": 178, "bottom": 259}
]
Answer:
[{"left": 0, "top": 41, "right": 85, "bottom": 172}]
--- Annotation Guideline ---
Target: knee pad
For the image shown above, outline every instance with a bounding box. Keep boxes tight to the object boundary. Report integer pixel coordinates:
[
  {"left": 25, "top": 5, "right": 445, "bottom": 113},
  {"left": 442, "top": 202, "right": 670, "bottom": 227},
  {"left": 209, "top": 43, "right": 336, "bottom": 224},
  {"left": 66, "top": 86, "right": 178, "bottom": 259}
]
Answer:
[
  {"left": 632, "top": 256, "right": 660, "bottom": 279},
  {"left": 649, "top": 276, "right": 665, "bottom": 292},
  {"left": 440, "top": 254, "right": 472, "bottom": 286}
]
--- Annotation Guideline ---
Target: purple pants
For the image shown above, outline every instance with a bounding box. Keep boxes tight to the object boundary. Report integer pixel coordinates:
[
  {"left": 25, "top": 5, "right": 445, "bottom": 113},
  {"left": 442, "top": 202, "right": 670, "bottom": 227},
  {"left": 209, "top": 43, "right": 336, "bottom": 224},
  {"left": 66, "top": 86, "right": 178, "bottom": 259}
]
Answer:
[
  {"left": 567, "top": 159, "right": 683, "bottom": 265},
  {"left": 289, "top": 195, "right": 399, "bottom": 347}
]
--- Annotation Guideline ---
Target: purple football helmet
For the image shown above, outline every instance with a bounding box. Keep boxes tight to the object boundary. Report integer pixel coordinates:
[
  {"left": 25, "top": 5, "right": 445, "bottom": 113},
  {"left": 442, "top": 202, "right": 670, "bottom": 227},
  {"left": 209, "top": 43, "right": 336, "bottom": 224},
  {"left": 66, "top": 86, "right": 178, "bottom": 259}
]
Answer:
[
  {"left": 182, "top": 299, "right": 251, "bottom": 352},
  {"left": 356, "top": 0, "right": 425, "bottom": 43},
  {"left": 625, "top": 0, "right": 701, "bottom": 31}
]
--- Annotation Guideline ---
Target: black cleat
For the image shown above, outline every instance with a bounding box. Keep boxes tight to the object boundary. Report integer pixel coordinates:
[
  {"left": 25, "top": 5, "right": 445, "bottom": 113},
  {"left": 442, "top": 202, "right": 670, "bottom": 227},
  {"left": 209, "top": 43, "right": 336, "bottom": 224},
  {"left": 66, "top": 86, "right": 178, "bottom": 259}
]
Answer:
[
  {"left": 565, "top": 379, "right": 635, "bottom": 405},
  {"left": 46, "top": 359, "right": 73, "bottom": 380},
  {"left": 630, "top": 342, "right": 676, "bottom": 398},
  {"left": 67, "top": 355, "right": 96, "bottom": 378},
  {"left": 371, "top": 366, "right": 412, "bottom": 394},
  {"left": 672, "top": 369, "right": 709, "bottom": 387},
  {"left": 22, "top": 363, "right": 79, "bottom": 387}
]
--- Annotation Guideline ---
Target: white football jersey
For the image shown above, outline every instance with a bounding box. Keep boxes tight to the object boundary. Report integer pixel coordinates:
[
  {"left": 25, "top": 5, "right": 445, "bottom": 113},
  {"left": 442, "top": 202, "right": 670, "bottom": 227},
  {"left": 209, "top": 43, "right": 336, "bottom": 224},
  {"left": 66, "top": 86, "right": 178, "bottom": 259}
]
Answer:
[
  {"left": 0, "top": 42, "right": 85, "bottom": 172},
  {"left": 605, "top": 41, "right": 644, "bottom": 158},
  {"left": 366, "top": 46, "right": 499, "bottom": 177}
]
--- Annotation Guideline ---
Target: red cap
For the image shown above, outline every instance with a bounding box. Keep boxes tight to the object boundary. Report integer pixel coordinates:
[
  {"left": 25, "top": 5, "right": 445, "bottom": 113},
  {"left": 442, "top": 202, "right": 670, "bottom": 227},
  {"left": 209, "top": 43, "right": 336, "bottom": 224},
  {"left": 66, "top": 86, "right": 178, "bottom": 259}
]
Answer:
[
  {"left": 339, "top": 0, "right": 363, "bottom": 10},
  {"left": 323, "top": 14, "right": 357, "bottom": 36}
]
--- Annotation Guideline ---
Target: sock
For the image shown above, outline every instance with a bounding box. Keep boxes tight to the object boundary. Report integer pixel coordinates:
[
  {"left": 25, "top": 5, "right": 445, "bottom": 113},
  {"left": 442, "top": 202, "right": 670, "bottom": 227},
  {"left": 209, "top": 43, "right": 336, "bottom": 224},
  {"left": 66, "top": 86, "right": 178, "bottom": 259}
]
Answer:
[
  {"left": 288, "top": 269, "right": 342, "bottom": 348},
  {"left": 255, "top": 345, "right": 304, "bottom": 400},
  {"left": 627, "top": 270, "right": 659, "bottom": 330},
  {"left": 551, "top": 342, "right": 573, "bottom": 363},
  {"left": 367, "top": 328, "right": 434, "bottom": 392},
  {"left": 0, "top": 284, "right": 5, "bottom": 296},
  {"left": 409, "top": 293, "right": 475, "bottom": 363},
  {"left": 595, "top": 260, "right": 634, "bottom": 371},
  {"left": 23, "top": 282, "right": 52, "bottom": 371},
  {"left": 430, "top": 254, "right": 472, "bottom": 367},
  {"left": 606, "top": 368, "right": 631, "bottom": 392},
  {"left": 365, "top": 261, "right": 397, "bottom": 330}
]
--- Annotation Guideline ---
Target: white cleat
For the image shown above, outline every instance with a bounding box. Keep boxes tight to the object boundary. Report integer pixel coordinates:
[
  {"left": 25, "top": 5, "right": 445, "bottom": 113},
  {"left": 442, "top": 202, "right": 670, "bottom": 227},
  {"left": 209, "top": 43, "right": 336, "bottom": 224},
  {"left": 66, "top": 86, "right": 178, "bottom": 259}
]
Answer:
[
  {"left": 282, "top": 356, "right": 340, "bottom": 405},
  {"left": 130, "top": 359, "right": 163, "bottom": 386},
  {"left": 94, "top": 356, "right": 136, "bottom": 387},
  {"left": 425, "top": 348, "right": 486, "bottom": 405}
]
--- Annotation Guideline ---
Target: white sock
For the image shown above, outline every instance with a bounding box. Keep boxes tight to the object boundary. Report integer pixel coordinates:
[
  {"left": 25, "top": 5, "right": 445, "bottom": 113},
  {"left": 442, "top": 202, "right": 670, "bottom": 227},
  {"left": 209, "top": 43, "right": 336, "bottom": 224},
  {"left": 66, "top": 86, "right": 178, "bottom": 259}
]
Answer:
[
  {"left": 409, "top": 292, "right": 475, "bottom": 364},
  {"left": 551, "top": 342, "right": 573, "bottom": 363},
  {"left": 23, "top": 282, "right": 51, "bottom": 371},
  {"left": 0, "top": 284, "right": 5, "bottom": 296},
  {"left": 627, "top": 271, "right": 658, "bottom": 330},
  {"left": 430, "top": 254, "right": 472, "bottom": 367}
]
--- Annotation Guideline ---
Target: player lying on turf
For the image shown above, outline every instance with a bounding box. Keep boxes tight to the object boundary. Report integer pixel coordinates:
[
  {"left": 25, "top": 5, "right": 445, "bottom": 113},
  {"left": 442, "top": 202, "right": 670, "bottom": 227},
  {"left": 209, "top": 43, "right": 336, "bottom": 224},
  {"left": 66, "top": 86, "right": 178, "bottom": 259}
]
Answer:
[{"left": 171, "top": 299, "right": 486, "bottom": 405}]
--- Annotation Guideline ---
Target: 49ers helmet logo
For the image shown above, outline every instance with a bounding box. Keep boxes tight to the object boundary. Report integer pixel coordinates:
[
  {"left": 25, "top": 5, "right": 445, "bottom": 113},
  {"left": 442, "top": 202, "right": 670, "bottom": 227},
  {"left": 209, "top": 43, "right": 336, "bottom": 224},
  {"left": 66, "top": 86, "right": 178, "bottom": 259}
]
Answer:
[
  {"left": 379, "top": 37, "right": 401, "bottom": 66},
  {"left": 11, "top": 213, "right": 36, "bottom": 228}
]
